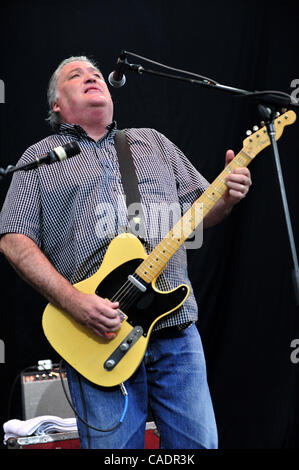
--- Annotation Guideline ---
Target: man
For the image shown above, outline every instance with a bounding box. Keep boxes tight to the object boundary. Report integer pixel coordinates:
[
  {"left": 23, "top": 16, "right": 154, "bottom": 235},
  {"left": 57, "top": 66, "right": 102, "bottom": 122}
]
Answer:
[{"left": 0, "top": 56, "right": 251, "bottom": 449}]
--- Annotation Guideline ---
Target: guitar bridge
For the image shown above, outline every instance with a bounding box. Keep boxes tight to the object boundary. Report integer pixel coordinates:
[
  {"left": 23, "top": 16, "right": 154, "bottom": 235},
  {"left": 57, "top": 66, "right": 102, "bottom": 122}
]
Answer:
[
  {"left": 117, "top": 309, "right": 127, "bottom": 321},
  {"left": 103, "top": 326, "right": 144, "bottom": 371}
]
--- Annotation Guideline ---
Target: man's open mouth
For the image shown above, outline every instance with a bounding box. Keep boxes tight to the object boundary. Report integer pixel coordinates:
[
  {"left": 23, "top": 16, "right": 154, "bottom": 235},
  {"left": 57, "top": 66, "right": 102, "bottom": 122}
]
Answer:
[{"left": 84, "top": 87, "right": 100, "bottom": 93}]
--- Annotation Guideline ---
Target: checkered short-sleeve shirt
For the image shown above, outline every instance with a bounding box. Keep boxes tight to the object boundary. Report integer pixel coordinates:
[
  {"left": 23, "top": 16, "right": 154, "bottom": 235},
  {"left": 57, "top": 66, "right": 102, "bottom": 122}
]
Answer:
[{"left": 0, "top": 123, "right": 209, "bottom": 329}]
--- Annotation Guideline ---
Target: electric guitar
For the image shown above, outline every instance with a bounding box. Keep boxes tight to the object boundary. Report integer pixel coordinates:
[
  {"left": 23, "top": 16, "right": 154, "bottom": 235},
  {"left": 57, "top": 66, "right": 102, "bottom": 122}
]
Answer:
[{"left": 42, "top": 110, "right": 296, "bottom": 387}]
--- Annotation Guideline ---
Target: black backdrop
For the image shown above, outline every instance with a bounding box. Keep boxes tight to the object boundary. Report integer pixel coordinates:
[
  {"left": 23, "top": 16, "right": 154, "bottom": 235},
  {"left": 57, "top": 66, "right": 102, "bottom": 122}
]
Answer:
[{"left": 0, "top": 0, "right": 298, "bottom": 449}]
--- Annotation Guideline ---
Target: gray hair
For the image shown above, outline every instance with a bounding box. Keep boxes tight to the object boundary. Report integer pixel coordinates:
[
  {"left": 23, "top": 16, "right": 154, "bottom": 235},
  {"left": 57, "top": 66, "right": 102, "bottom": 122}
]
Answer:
[{"left": 46, "top": 56, "right": 101, "bottom": 131}]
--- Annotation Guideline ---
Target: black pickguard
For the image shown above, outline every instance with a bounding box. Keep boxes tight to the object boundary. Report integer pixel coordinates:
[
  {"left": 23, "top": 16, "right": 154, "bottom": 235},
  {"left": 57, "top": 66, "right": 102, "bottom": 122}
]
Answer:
[{"left": 95, "top": 259, "right": 188, "bottom": 336}]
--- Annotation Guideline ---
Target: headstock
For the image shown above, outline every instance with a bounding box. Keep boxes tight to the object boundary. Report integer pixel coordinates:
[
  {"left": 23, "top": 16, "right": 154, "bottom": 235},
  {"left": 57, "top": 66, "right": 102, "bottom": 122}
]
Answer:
[{"left": 243, "top": 110, "right": 296, "bottom": 157}]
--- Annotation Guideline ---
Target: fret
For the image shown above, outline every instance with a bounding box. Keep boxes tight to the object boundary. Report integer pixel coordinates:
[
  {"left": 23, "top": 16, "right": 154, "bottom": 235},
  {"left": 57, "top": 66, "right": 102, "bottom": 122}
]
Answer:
[
  {"left": 158, "top": 239, "right": 177, "bottom": 257},
  {"left": 143, "top": 257, "right": 163, "bottom": 271},
  {"left": 209, "top": 185, "right": 224, "bottom": 196},
  {"left": 160, "top": 238, "right": 176, "bottom": 250},
  {"left": 162, "top": 237, "right": 176, "bottom": 250},
  {"left": 205, "top": 191, "right": 221, "bottom": 202},
  {"left": 135, "top": 266, "right": 152, "bottom": 283},
  {"left": 192, "top": 204, "right": 204, "bottom": 223},
  {"left": 237, "top": 153, "right": 248, "bottom": 164},
  {"left": 165, "top": 234, "right": 182, "bottom": 247},
  {"left": 241, "top": 149, "right": 253, "bottom": 161},
  {"left": 157, "top": 247, "right": 171, "bottom": 260},
  {"left": 168, "top": 235, "right": 183, "bottom": 247},
  {"left": 223, "top": 167, "right": 232, "bottom": 174},
  {"left": 201, "top": 197, "right": 214, "bottom": 209},
  {"left": 235, "top": 158, "right": 245, "bottom": 167},
  {"left": 202, "top": 202, "right": 212, "bottom": 210}
]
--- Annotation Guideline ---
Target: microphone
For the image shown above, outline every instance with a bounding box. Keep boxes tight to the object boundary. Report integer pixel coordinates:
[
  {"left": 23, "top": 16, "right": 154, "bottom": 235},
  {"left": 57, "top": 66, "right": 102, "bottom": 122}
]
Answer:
[
  {"left": 108, "top": 52, "right": 127, "bottom": 88},
  {"left": 19, "top": 141, "right": 81, "bottom": 171}
]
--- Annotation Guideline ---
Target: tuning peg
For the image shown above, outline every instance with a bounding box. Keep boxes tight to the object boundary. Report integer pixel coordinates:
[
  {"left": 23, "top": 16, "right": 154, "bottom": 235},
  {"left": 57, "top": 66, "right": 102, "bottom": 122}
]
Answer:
[
  {"left": 253, "top": 125, "right": 259, "bottom": 131},
  {"left": 246, "top": 130, "right": 252, "bottom": 136},
  {"left": 260, "top": 121, "right": 265, "bottom": 126},
  {"left": 281, "top": 108, "right": 287, "bottom": 113},
  {"left": 275, "top": 111, "right": 280, "bottom": 117}
]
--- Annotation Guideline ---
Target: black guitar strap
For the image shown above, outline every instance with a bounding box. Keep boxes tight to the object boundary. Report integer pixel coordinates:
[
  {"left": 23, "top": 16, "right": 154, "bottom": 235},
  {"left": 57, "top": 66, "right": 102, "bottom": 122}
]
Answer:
[{"left": 114, "top": 130, "right": 146, "bottom": 241}]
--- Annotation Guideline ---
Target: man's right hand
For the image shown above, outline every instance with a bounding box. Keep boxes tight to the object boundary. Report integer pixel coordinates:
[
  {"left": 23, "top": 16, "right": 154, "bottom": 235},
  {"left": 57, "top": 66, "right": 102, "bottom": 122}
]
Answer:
[{"left": 65, "top": 291, "right": 121, "bottom": 339}]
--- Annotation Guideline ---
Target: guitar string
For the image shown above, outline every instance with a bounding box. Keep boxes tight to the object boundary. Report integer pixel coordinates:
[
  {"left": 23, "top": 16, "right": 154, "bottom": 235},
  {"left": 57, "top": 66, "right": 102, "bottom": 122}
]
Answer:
[
  {"left": 109, "top": 279, "right": 131, "bottom": 302},
  {"left": 117, "top": 289, "right": 140, "bottom": 311},
  {"left": 111, "top": 281, "right": 142, "bottom": 309},
  {"left": 109, "top": 278, "right": 143, "bottom": 310},
  {"left": 109, "top": 277, "right": 139, "bottom": 303}
]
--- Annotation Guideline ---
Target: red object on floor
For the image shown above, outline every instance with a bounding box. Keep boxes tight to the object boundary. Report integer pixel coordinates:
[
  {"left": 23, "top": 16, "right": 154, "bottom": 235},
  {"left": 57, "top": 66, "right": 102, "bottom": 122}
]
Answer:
[
  {"left": 144, "top": 425, "right": 160, "bottom": 449},
  {"left": 7, "top": 422, "right": 159, "bottom": 449}
]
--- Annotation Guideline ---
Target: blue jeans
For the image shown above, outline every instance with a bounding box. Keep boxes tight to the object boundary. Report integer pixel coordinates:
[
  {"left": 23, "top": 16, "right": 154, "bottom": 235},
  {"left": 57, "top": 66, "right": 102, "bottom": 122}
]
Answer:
[{"left": 66, "top": 324, "right": 218, "bottom": 449}]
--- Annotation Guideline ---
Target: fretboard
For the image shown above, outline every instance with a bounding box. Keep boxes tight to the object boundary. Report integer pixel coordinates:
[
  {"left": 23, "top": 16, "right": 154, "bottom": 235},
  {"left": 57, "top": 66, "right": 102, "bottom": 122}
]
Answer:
[{"left": 135, "top": 148, "right": 254, "bottom": 283}]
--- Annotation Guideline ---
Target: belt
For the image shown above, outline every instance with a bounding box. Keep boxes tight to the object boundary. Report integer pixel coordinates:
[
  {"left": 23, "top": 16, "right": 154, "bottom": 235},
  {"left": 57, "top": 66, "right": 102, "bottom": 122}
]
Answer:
[
  {"left": 175, "top": 321, "right": 193, "bottom": 331},
  {"left": 151, "top": 321, "right": 193, "bottom": 337}
]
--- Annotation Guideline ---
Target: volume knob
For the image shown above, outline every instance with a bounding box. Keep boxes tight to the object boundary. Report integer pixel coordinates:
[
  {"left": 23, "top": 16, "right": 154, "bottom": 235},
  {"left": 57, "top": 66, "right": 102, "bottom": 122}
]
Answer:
[{"left": 105, "top": 359, "right": 116, "bottom": 370}]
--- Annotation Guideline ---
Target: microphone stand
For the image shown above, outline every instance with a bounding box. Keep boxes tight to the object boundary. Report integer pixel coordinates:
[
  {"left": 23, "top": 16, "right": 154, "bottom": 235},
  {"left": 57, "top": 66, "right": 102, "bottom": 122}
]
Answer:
[
  {"left": 121, "top": 52, "right": 299, "bottom": 305},
  {"left": 0, "top": 165, "right": 16, "bottom": 180},
  {"left": 0, "top": 161, "right": 42, "bottom": 180},
  {"left": 257, "top": 104, "right": 299, "bottom": 306},
  {"left": 0, "top": 141, "right": 81, "bottom": 179}
]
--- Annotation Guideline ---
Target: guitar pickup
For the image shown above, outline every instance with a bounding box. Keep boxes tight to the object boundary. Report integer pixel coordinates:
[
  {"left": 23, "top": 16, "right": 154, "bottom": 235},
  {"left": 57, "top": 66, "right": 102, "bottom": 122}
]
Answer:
[
  {"left": 103, "top": 326, "right": 144, "bottom": 371},
  {"left": 128, "top": 275, "right": 147, "bottom": 292}
]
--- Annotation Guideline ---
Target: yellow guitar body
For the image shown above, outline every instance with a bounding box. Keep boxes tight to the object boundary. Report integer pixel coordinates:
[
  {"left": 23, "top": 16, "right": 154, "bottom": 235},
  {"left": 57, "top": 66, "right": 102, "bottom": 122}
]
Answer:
[{"left": 42, "top": 233, "right": 189, "bottom": 387}]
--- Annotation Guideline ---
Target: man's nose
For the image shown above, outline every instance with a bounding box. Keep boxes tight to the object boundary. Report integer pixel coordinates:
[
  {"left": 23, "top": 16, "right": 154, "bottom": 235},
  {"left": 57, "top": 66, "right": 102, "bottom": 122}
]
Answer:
[{"left": 85, "top": 74, "right": 96, "bottom": 83}]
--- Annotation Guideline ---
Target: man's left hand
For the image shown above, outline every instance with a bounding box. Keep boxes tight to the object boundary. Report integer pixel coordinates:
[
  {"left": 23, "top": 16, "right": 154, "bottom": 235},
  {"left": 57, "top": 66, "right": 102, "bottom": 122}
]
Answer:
[{"left": 223, "top": 149, "right": 252, "bottom": 206}]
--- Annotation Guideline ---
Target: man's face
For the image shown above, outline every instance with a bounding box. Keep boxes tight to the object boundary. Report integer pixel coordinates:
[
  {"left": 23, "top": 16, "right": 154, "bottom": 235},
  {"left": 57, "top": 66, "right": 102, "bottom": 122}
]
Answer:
[{"left": 52, "top": 60, "right": 114, "bottom": 125}]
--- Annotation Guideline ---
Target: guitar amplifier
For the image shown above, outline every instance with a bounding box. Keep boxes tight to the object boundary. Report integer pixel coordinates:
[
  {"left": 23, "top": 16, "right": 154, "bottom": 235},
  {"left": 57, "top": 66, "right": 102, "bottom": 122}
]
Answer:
[
  {"left": 21, "top": 362, "right": 75, "bottom": 420},
  {"left": 19, "top": 361, "right": 159, "bottom": 448}
]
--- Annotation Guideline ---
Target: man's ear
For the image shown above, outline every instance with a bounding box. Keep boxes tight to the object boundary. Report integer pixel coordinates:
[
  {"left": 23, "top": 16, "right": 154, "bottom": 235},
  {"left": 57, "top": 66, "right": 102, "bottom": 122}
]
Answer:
[{"left": 52, "top": 101, "right": 60, "bottom": 113}]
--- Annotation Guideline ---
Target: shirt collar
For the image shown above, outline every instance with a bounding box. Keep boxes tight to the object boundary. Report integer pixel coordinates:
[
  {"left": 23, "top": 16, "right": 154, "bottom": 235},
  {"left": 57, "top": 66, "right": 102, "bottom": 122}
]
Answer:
[{"left": 58, "top": 121, "right": 117, "bottom": 144}]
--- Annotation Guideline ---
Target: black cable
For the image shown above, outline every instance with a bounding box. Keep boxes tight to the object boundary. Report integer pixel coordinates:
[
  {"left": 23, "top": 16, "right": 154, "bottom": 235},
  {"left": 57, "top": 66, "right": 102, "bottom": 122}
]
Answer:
[
  {"left": 124, "top": 50, "right": 297, "bottom": 107},
  {"left": 77, "top": 370, "right": 91, "bottom": 449},
  {"left": 242, "top": 89, "right": 294, "bottom": 100},
  {"left": 124, "top": 49, "right": 218, "bottom": 85},
  {"left": 58, "top": 360, "right": 128, "bottom": 433}
]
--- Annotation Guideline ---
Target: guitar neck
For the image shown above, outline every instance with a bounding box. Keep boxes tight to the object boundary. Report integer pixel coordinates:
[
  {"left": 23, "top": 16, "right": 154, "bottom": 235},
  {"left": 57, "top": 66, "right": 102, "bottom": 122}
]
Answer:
[{"left": 135, "top": 148, "right": 254, "bottom": 283}]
